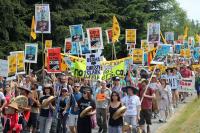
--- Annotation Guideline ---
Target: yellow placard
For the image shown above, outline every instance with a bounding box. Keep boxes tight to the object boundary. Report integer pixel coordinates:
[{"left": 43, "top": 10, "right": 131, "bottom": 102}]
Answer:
[
  {"left": 180, "top": 49, "right": 191, "bottom": 58},
  {"left": 126, "top": 29, "right": 136, "bottom": 44},
  {"left": 192, "top": 65, "right": 200, "bottom": 71},
  {"left": 16, "top": 52, "right": 25, "bottom": 73},
  {"left": 141, "top": 40, "right": 149, "bottom": 52},
  {"left": 45, "top": 40, "right": 52, "bottom": 49},
  {"left": 133, "top": 49, "right": 143, "bottom": 64},
  {"left": 8, "top": 55, "right": 17, "bottom": 77}
]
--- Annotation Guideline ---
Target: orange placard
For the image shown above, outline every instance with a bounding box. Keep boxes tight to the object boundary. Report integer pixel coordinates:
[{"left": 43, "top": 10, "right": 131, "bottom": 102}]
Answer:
[{"left": 96, "top": 93, "right": 106, "bottom": 101}]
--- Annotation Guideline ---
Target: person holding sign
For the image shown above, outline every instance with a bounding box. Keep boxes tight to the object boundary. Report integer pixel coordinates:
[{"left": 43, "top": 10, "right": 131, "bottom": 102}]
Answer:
[{"left": 96, "top": 80, "right": 111, "bottom": 133}]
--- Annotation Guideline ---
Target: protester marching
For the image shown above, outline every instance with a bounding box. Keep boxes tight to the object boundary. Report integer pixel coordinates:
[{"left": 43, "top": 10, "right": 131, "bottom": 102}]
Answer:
[{"left": 1, "top": 1, "right": 200, "bottom": 133}]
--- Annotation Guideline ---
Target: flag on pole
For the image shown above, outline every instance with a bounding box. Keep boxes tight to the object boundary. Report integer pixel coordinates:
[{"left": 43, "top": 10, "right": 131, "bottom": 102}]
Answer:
[
  {"left": 112, "top": 16, "right": 120, "bottom": 43},
  {"left": 31, "top": 16, "right": 36, "bottom": 40},
  {"left": 160, "top": 31, "right": 167, "bottom": 44},
  {"left": 183, "top": 25, "right": 188, "bottom": 39}
]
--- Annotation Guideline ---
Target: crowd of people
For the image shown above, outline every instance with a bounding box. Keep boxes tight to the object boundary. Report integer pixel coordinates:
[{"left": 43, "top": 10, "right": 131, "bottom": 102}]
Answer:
[{"left": 0, "top": 62, "right": 199, "bottom": 133}]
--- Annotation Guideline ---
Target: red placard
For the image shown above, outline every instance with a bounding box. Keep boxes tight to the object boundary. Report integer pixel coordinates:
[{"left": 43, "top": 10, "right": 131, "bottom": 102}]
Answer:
[{"left": 47, "top": 48, "right": 61, "bottom": 73}]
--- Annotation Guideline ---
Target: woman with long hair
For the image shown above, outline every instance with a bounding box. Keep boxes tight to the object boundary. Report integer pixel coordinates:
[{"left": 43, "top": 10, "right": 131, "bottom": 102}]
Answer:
[
  {"left": 108, "top": 91, "right": 123, "bottom": 133},
  {"left": 39, "top": 84, "right": 55, "bottom": 133},
  {"left": 158, "top": 78, "right": 172, "bottom": 122},
  {"left": 77, "top": 87, "right": 96, "bottom": 133},
  {"left": 56, "top": 87, "right": 70, "bottom": 133}
]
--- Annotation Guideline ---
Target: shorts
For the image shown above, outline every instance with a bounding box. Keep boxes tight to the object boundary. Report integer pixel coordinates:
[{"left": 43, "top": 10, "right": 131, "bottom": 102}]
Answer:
[
  {"left": 27, "top": 112, "right": 39, "bottom": 128},
  {"left": 139, "top": 109, "right": 152, "bottom": 125},
  {"left": 68, "top": 114, "right": 78, "bottom": 126},
  {"left": 124, "top": 115, "right": 137, "bottom": 128}
]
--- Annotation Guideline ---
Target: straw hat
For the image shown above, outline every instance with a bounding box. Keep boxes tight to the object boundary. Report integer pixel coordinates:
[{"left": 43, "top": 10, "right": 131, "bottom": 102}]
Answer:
[
  {"left": 112, "top": 106, "right": 127, "bottom": 120},
  {"left": 18, "top": 86, "right": 32, "bottom": 93},
  {"left": 80, "top": 106, "right": 93, "bottom": 118},
  {"left": 8, "top": 102, "right": 19, "bottom": 110}
]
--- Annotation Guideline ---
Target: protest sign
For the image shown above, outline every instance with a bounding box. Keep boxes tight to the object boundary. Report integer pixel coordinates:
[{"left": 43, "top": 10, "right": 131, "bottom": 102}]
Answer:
[
  {"left": 188, "top": 36, "right": 195, "bottom": 48},
  {"left": 10, "top": 51, "right": 25, "bottom": 75},
  {"left": 87, "top": 27, "right": 103, "bottom": 50},
  {"left": 178, "top": 35, "right": 184, "bottom": 44},
  {"left": 64, "top": 38, "right": 72, "bottom": 53},
  {"left": 132, "top": 49, "right": 143, "bottom": 65},
  {"left": 25, "top": 43, "right": 38, "bottom": 63},
  {"left": 193, "top": 47, "right": 200, "bottom": 62},
  {"left": 102, "top": 62, "right": 125, "bottom": 80},
  {"left": 165, "top": 32, "right": 174, "bottom": 44},
  {"left": 143, "top": 53, "right": 148, "bottom": 66},
  {"left": 147, "top": 23, "right": 160, "bottom": 43},
  {"left": 7, "top": 55, "right": 17, "bottom": 78},
  {"left": 180, "top": 77, "right": 195, "bottom": 92},
  {"left": 174, "top": 44, "right": 182, "bottom": 54},
  {"left": 45, "top": 40, "right": 52, "bottom": 49},
  {"left": 69, "top": 24, "right": 84, "bottom": 42},
  {"left": 86, "top": 53, "right": 101, "bottom": 75},
  {"left": 80, "top": 38, "right": 90, "bottom": 55},
  {"left": 151, "top": 44, "right": 170, "bottom": 64},
  {"left": 126, "top": 29, "right": 136, "bottom": 44},
  {"left": 47, "top": 48, "right": 61, "bottom": 73},
  {"left": 192, "top": 64, "right": 200, "bottom": 71},
  {"left": 147, "top": 48, "right": 157, "bottom": 66},
  {"left": 105, "top": 29, "right": 112, "bottom": 44},
  {"left": 71, "top": 42, "right": 80, "bottom": 55},
  {"left": 183, "top": 41, "right": 189, "bottom": 48},
  {"left": 141, "top": 40, "right": 149, "bottom": 52},
  {"left": 180, "top": 48, "right": 191, "bottom": 58},
  {"left": 0, "top": 60, "right": 8, "bottom": 77},
  {"left": 35, "top": 4, "right": 51, "bottom": 33}
]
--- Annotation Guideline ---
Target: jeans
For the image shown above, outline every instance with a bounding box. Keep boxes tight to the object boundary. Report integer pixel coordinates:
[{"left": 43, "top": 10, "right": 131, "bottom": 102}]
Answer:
[
  {"left": 39, "top": 116, "right": 53, "bottom": 133},
  {"left": 56, "top": 113, "right": 68, "bottom": 133},
  {"left": 96, "top": 108, "right": 108, "bottom": 133},
  {"left": 109, "top": 126, "right": 122, "bottom": 133},
  {"left": 124, "top": 115, "right": 138, "bottom": 133}
]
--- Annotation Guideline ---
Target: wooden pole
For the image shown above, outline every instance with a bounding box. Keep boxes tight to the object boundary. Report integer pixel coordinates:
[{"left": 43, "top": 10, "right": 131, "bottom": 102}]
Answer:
[{"left": 140, "top": 65, "right": 157, "bottom": 103}]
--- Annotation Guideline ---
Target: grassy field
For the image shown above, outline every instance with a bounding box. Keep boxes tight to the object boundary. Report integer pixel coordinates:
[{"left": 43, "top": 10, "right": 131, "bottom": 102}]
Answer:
[{"left": 157, "top": 98, "right": 200, "bottom": 133}]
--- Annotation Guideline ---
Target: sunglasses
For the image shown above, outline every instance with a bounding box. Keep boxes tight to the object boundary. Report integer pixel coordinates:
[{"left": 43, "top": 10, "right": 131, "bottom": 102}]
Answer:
[
  {"left": 74, "top": 86, "right": 79, "bottom": 88},
  {"left": 83, "top": 92, "right": 87, "bottom": 94}
]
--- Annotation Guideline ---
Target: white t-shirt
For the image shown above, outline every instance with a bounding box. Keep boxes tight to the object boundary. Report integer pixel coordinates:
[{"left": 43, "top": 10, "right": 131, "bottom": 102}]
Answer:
[
  {"left": 122, "top": 95, "right": 141, "bottom": 116},
  {"left": 0, "top": 92, "right": 5, "bottom": 100}
]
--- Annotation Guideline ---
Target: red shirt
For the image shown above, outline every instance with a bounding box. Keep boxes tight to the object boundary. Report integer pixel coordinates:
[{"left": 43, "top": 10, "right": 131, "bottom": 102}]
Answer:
[
  {"left": 180, "top": 68, "right": 192, "bottom": 78},
  {"left": 139, "top": 86, "right": 154, "bottom": 110}
]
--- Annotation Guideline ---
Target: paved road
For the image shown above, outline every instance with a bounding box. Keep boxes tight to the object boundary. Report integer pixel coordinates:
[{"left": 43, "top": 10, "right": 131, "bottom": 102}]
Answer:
[{"left": 0, "top": 95, "right": 195, "bottom": 133}]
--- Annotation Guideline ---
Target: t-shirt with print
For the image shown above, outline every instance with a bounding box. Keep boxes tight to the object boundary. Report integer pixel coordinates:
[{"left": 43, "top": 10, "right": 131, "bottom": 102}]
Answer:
[
  {"left": 122, "top": 95, "right": 141, "bottom": 116},
  {"left": 78, "top": 97, "right": 96, "bottom": 118}
]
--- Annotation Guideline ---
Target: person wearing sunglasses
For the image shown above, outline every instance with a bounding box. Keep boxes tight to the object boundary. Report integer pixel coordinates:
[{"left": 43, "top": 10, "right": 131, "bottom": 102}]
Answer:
[{"left": 77, "top": 87, "right": 96, "bottom": 133}]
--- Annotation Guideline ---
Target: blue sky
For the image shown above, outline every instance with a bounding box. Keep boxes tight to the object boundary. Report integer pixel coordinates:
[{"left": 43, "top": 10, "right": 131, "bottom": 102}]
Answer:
[{"left": 176, "top": 0, "right": 200, "bottom": 21}]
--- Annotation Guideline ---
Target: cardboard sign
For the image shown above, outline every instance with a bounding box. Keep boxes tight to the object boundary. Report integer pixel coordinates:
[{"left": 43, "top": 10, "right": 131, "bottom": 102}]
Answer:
[
  {"left": 106, "top": 29, "right": 112, "bottom": 44},
  {"left": 0, "top": 60, "right": 8, "bottom": 77},
  {"left": 8, "top": 55, "right": 17, "bottom": 78},
  {"left": 10, "top": 51, "right": 25, "bottom": 75},
  {"left": 35, "top": 4, "right": 51, "bottom": 33},
  {"left": 45, "top": 40, "right": 52, "bottom": 49},
  {"left": 151, "top": 44, "right": 170, "bottom": 65},
  {"left": 147, "top": 23, "right": 160, "bottom": 43},
  {"left": 165, "top": 32, "right": 174, "bottom": 44},
  {"left": 180, "top": 77, "right": 195, "bottom": 92},
  {"left": 126, "top": 29, "right": 136, "bottom": 44},
  {"left": 47, "top": 48, "right": 61, "bottom": 73},
  {"left": 132, "top": 49, "right": 143, "bottom": 65},
  {"left": 86, "top": 53, "right": 101, "bottom": 75},
  {"left": 25, "top": 43, "right": 38, "bottom": 63},
  {"left": 141, "top": 40, "right": 149, "bottom": 52},
  {"left": 87, "top": 27, "right": 104, "bottom": 50},
  {"left": 64, "top": 38, "right": 72, "bottom": 53},
  {"left": 69, "top": 24, "right": 84, "bottom": 42}
]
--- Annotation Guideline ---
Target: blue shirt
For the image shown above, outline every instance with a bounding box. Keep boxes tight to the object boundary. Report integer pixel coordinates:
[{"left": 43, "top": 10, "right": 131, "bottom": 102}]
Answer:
[{"left": 69, "top": 92, "right": 82, "bottom": 115}]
